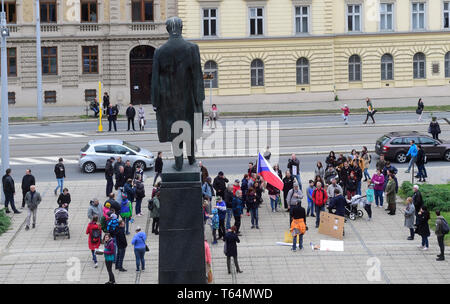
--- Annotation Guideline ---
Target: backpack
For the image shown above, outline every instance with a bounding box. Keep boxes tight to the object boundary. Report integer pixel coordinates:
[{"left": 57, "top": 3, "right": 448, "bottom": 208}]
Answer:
[
  {"left": 91, "top": 228, "right": 101, "bottom": 243},
  {"left": 148, "top": 198, "right": 154, "bottom": 211},
  {"left": 442, "top": 219, "right": 450, "bottom": 235}
]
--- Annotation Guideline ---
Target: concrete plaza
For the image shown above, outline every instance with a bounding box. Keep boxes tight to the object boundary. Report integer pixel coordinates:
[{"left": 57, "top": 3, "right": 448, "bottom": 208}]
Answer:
[{"left": 0, "top": 167, "right": 448, "bottom": 284}]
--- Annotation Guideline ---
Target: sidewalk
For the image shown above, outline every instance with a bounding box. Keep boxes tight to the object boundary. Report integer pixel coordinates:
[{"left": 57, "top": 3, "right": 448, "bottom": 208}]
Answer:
[{"left": 0, "top": 165, "right": 448, "bottom": 284}]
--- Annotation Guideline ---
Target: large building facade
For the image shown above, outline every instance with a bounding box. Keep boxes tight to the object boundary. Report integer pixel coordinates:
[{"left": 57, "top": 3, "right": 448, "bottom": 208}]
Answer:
[
  {"left": 180, "top": 0, "right": 450, "bottom": 97},
  {"left": 4, "top": 0, "right": 177, "bottom": 106}
]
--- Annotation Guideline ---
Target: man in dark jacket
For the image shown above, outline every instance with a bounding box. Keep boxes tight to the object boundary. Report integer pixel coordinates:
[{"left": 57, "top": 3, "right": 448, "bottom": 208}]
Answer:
[
  {"left": 199, "top": 161, "right": 209, "bottom": 184},
  {"left": 231, "top": 190, "right": 243, "bottom": 235},
  {"left": 154, "top": 151, "right": 163, "bottom": 186},
  {"left": 224, "top": 184, "right": 234, "bottom": 230},
  {"left": 113, "top": 157, "right": 124, "bottom": 176},
  {"left": 103, "top": 92, "right": 110, "bottom": 114},
  {"left": 107, "top": 104, "right": 117, "bottom": 132},
  {"left": 415, "top": 144, "right": 427, "bottom": 182},
  {"left": 105, "top": 158, "right": 114, "bottom": 197},
  {"left": 115, "top": 166, "right": 126, "bottom": 193},
  {"left": 105, "top": 193, "right": 121, "bottom": 217},
  {"left": 287, "top": 154, "right": 301, "bottom": 190},
  {"left": 115, "top": 220, "right": 128, "bottom": 271},
  {"left": 213, "top": 171, "right": 229, "bottom": 199},
  {"left": 328, "top": 189, "right": 346, "bottom": 217},
  {"left": 2, "top": 168, "right": 20, "bottom": 214},
  {"left": 126, "top": 103, "right": 136, "bottom": 131},
  {"left": 282, "top": 171, "right": 295, "bottom": 211},
  {"left": 54, "top": 158, "right": 66, "bottom": 195},
  {"left": 21, "top": 169, "right": 35, "bottom": 208},
  {"left": 124, "top": 160, "right": 135, "bottom": 181}
]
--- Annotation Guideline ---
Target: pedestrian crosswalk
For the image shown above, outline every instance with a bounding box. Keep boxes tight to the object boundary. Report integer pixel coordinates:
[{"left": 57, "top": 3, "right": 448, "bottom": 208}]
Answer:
[
  {"left": 6, "top": 132, "right": 86, "bottom": 140},
  {"left": 8, "top": 156, "right": 79, "bottom": 166}
]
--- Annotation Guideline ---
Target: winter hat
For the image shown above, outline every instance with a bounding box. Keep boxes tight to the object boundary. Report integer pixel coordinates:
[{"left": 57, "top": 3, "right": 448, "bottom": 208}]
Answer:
[
  {"left": 122, "top": 193, "right": 128, "bottom": 200},
  {"left": 105, "top": 203, "right": 111, "bottom": 208},
  {"left": 234, "top": 179, "right": 240, "bottom": 184}
]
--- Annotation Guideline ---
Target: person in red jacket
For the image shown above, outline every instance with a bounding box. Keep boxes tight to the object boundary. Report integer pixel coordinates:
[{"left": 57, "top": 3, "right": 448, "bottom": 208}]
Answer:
[
  {"left": 341, "top": 104, "right": 350, "bottom": 125},
  {"left": 312, "top": 182, "right": 328, "bottom": 228},
  {"left": 86, "top": 215, "right": 102, "bottom": 268}
]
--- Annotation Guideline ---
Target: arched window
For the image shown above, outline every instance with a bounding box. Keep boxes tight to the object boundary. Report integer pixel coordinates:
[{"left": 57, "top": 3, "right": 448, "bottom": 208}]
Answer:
[
  {"left": 348, "top": 54, "right": 361, "bottom": 81},
  {"left": 251, "top": 59, "right": 264, "bottom": 86},
  {"left": 381, "top": 54, "right": 393, "bottom": 80},
  {"left": 445, "top": 52, "right": 450, "bottom": 78},
  {"left": 413, "top": 52, "right": 426, "bottom": 79},
  {"left": 204, "top": 60, "right": 218, "bottom": 88},
  {"left": 296, "top": 57, "right": 309, "bottom": 84}
]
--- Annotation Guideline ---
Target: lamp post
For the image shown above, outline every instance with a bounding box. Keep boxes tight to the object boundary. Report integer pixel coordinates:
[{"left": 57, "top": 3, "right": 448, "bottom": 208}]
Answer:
[
  {"left": 36, "top": 0, "right": 42, "bottom": 120},
  {"left": 1, "top": 0, "right": 10, "bottom": 203}
]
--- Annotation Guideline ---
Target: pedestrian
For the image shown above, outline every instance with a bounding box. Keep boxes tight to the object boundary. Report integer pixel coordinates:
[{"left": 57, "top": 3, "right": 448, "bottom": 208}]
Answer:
[
  {"left": 415, "top": 206, "right": 430, "bottom": 251},
  {"left": 232, "top": 190, "right": 244, "bottom": 234},
  {"left": 287, "top": 154, "right": 302, "bottom": 190},
  {"left": 209, "top": 104, "right": 219, "bottom": 129},
  {"left": 312, "top": 182, "right": 327, "bottom": 228},
  {"left": 282, "top": 170, "right": 295, "bottom": 211},
  {"left": 105, "top": 157, "right": 115, "bottom": 197},
  {"left": 352, "top": 158, "right": 363, "bottom": 195},
  {"left": 134, "top": 176, "right": 145, "bottom": 216},
  {"left": 210, "top": 207, "right": 219, "bottom": 244},
  {"left": 86, "top": 215, "right": 102, "bottom": 268},
  {"left": 376, "top": 154, "right": 386, "bottom": 172},
  {"left": 115, "top": 166, "right": 126, "bottom": 197},
  {"left": 273, "top": 163, "right": 282, "bottom": 179},
  {"left": 314, "top": 161, "right": 325, "bottom": 181},
  {"left": 119, "top": 193, "right": 133, "bottom": 235},
  {"left": 126, "top": 103, "right": 136, "bottom": 131},
  {"left": 415, "top": 144, "right": 427, "bottom": 182},
  {"left": 124, "top": 160, "right": 135, "bottom": 182},
  {"left": 21, "top": 169, "right": 35, "bottom": 209},
  {"left": 405, "top": 140, "right": 418, "bottom": 173},
  {"left": 123, "top": 178, "right": 135, "bottom": 203},
  {"left": 340, "top": 104, "right": 350, "bottom": 124},
  {"left": 216, "top": 197, "right": 226, "bottom": 240},
  {"left": 365, "top": 182, "right": 374, "bottom": 220},
  {"left": 153, "top": 151, "right": 163, "bottom": 186},
  {"left": 363, "top": 97, "right": 376, "bottom": 124},
  {"left": 224, "top": 184, "right": 234, "bottom": 229},
  {"left": 54, "top": 158, "right": 66, "bottom": 195},
  {"left": 199, "top": 161, "right": 209, "bottom": 184},
  {"left": 266, "top": 182, "right": 280, "bottom": 212},
  {"left": 103, "top": 233, "right": 116, "bottom": 284},
  {"left": 324, "top": 165, "right": 337, "bottom": 185},
  {"left": 385, "top": 175, "right": 396, "bottom": 215},
  {"left": 205, "top": 239, "right": 212, "bottom": 283},
  {"left": 246, "top": 188, "right": 259, "bottom": 229},
  {"left": 306, "top": 180, "right": 315, "bottom": 217},
  {"left": 202, "top": 176, "right": 214, "bottom": 207},
  {"left": 428, "top": 117, "right": 441, "bottom": 140},
  {"left": 345, "top": 171, "right": 357, "bottom": 200},
  {"left": 372, "top": 169, "right": 385, "bottom": 208},
  {"left": 24, "top": 185, "right": 41, "bottom": 230},
  {"left": 115, "top": 220, "right": 128, "bottom": 272},
  {"left": 102, "top": 92, "right": 110, "bottom": 115},
  {"left": 362, "top": 147, "right": 371, "bottom": 181},
  {"left": 412, "top": 185, "right": 423, "bottom": 222},
  {"left": 416, "top": 98, "right": 424, "bottom": 121},
  {"left": 337, "top": 161, "right": 352, "bottom": 193},
  {"left": 286, "top": 182, "right": 303, "bottom": 224},
  {"left": 213, "top": 171, "right": 229, "bottom": 200},
  {"left": 224, "top": 226, "right": 243, "bottom": 274},
  {"left": 105, "top": 193, "right": 121, "bottom": 217},
  {"left": 150, "top": 190, "right": 160, "bottom": 234},
  {"left": 328, "top": 189, "right": 346, "bottom": 217},
  {"left": 326, "top": 151, "right": 336, "bottom": 168},
  {"left": 113, "top": 157, "right": 124, "bottom": 176},
  {"left": 57, "top": 188, "right": 71, "bottom": 210},
  {"left": 232, "top": 179, "right": 241, "bottom": 196},
  {"left": 131, "top": 227, "right": 147, "bottom": 272},
  {"left": 88, "top": 198, "right": 103, "bottom": 220},
  {"left": 138, "top": 104, "right": 145, "bottom": 131},
  {"left": 134, "top": 165, "right": 144, "bottom": 183},
  {"left": 435, "top": 210, "right": 447, "bottom": 261},
  {"left": 106, "top": 214, "right": 120, "bottom": 257},
  {"left": 290, "top": 200, "right": 306, "bottom": 251},
  {"left": 107, "top": 104, "right": 117, "bottom": 132},
  {"left": 404, "top": 197, "right": 416, "bottom": 240},
  {"left": 2, "top": 169, "right": 20, "bottom": 214},
  {"left": 90, "top": 98, "right": 100, "bottom": 117}
]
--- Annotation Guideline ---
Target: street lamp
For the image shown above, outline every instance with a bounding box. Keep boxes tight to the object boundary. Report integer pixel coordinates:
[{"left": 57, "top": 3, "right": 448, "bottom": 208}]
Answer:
[{"left": 1, "top": 0, "right": 10, "bottom": 202}]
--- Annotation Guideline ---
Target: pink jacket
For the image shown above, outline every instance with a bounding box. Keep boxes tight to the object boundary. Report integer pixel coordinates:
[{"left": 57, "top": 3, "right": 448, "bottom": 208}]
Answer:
[
  {"left": 371, "top": 174, "right": 385, "bottom": 191},
  {"left": 204, "top": 240, "right": 211, "bottom": 265},
  {"left": 341, "top": 107, "right": 350, "bottom": 116}
]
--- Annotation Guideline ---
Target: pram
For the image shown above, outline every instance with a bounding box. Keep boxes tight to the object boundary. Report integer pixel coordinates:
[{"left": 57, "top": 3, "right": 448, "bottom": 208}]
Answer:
[
  {"left": 53, "top": 207, "right": 70, "bottom": 240},
  {"left": 345, "top": 195, "right": 365, "bottom": 220}
]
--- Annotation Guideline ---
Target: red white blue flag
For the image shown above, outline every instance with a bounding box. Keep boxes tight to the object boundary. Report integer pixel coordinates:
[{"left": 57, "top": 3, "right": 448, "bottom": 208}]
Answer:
[{"left": 257, "top": 152, "right": 284, "bottom": 191}]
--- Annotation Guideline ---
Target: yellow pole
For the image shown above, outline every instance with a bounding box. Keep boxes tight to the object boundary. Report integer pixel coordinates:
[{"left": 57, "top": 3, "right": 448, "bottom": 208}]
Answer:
[{"left": 98, "top": 81, "right": 103, "bottom": 132}]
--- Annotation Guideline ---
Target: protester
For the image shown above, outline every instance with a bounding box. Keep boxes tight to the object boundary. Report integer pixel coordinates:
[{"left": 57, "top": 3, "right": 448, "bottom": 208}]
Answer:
[
  {"left": 376, "top": 154, "right": 386, "bottom": 172},
  {"left": 150, "top": 190, "right": 160, "bottom": 235},
  {"left": 90, "top": 98, "right": 99, "bottom": 117},
  {"left": 24, "top": 185, "right": 41, "bottom": 230},
  {"left": 105, "top": 193, "right": 121, "bottom": 217},
  {"left": 115, "top": 166, "right": 126, "bottom": 196},
  {"left": 124, "top": 161, "right": 135, "bottom": 182},
  {"left": 287, "top": 154, "right": 302, "bottom": 189},
  {"left": 123, "top": 178, "right": 135, "bottom": 203},
  {"left": 120, "top": 193, "right": 132, "bottom": 235},
  {"left": 428, "top": 117, "right": 441, "bottom": 140},
  {"left": 282, "top": 171, "right": 295, "bottom": 211},
  {"left": 312, "top": 182, "right": 328, "bottom": 228},
  {"left": 2, "top": 168, "right": 20, "bottom": 214},
  {"left": 224, "top": 226, "right": 242, "bottom": 274},
  {"left": 223, "top": 184, "right": 234, "bottom": 229},
  {"left": 131, "top": 227, "right": 147, "bottom": 272},
  {"left": 210, "top": 207, "right": 219, "bottom": 244},
  {"left": 412, "top": 185, "right": 423, "bottom": 221},
  {"left": 57, "top": 188, "right": 71, "bottom": 210},
  {"left": 415, "top": 206, "right": 430, "bottom": 251},
  {"left": 286, "top": 182, "right": 303, "bottom": 224},
  {"left": 435, "top": 210, "right": 446, "bottom": 261},
  {"left": 416, "top": 98, "right": 424, "bottom": 121},
  {"left": 404, "top": 197, "right": 415, "bottom": 240},
  {"left": 115, "top": 220, "right": 128, "bottom": 272},
  {"left": 88, "top": 198, "right": 103, "bottom": 221},
  {"left": 405, "top": 140, "right": 418, "bottom": 173},
  {"left": 246, "top": 188, "right": 259, "bottom": 229},
  {"left": 324, "top": 165, "right": 337, "bottom": 185},
  {"left": 216, "top": 197, "right": 226, "bottom": 240},
  {"left": 233, "top": 179, "right": 241, "bottom": 195},
  {"left": 372, "top": 169, "right": 385, "bottom": 208},
  {"left": 266, "top": 182, "right": 280, "bottom": 213},
  {"left": 86, "top": 215, "right": 102, "bottom": 268},
  {"left": 326, "top": 151, "right": 336, "bottom": 168},
  {"left": 134, "top": 176, "right": 145, "bottom": 216},
  {"left": 126, "top": 103, "right": 136, "bottom": 131},
  {"left": 105, "top": 157, "right": 115, "bottom": 197},
  {"left": 365, "top": 182, "right": 374, "bottom": 220},
  {"left": 306, "top": 180, "right": 315, "bottom": 217},
  {"left": 113, "top": 157, "right": 124, "bottom": 176},
  {"left": 54, "top": 158, "right": 66, "bottom": 195},
  {"left": 345, "top": 171, "right": 357, "bottom": 200},
  {"left": 273, "top": 164, "right": 282, "bottom": 179},
  {"left": 154, "top": 151, "right": 163, "bottom": 186},
  {"left": 103, "top": 233, "right": 116, "bottom": 284},
  {"left": 385, "top": 175, "right": 396, "bottom": 215},
  {"left": 290, "top": 200, "right": 306, "bottom": 251},
  {"left": 21, "top": 169, "right": 35, "bottom": 209},
  {"left": 361, "top": 147, "right": 371, "bottom": 181},
  {"left": 315, "top": 161, "right": 325, "bottom": 181},
  {"left": 328, "top": 189, "right": 346, "bottom": 217}
]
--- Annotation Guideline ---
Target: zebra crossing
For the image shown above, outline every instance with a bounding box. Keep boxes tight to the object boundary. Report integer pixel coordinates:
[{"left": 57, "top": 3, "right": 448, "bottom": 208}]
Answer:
[
  {"left": 6, "top": 132, "right": 86, "bottom": 140},
  {"left": 8, "top": 156, "right": 80, "bottom": 166}
]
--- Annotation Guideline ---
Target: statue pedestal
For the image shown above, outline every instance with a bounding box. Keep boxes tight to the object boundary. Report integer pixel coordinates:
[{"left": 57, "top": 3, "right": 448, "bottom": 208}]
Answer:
[{"left": 158, "top": 161, "right": 205, "bottom": 284}]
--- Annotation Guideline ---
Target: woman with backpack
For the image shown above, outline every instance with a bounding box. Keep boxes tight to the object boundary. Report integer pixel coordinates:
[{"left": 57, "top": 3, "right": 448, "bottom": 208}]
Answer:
[
  {"left": 86, "top": 215, "right": 102, "bottom": 268},
  {"left": 435, "top": 210, "right": 448, "bottom": 261},
  {"left": 134, "top": 176, "right": 145, "bottom": 217}
]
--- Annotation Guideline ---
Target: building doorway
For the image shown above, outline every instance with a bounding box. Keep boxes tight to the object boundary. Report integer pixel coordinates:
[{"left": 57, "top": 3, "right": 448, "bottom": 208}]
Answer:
[{"left": 130, "top": 45, "right": 155, "bottom": 104}]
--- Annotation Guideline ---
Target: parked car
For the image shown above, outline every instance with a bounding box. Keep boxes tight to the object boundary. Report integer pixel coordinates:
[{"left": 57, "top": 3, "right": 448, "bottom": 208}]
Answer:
[
  {"left": 79, "top": 139, "right": 155, "bottom": 173},
  {"left": 375, "top": 131, "right": 450, "bottom": 163}
]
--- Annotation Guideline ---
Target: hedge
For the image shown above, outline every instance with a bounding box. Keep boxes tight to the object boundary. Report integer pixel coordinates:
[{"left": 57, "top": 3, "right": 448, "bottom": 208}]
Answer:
[
  {"left": 399, "top": 182, "right": 450, "bottom": 212},
  {"left": 0, "top": 209, "right": 11, "bottom": 235}
]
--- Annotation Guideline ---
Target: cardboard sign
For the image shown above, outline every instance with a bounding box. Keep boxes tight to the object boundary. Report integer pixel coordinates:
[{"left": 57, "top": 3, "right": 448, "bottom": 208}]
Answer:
[
  {"left": 318, "top": 211, "right": 344, "bottom": 240},
  {"left": 319, "top": 240, "right": 344, "bottom": 251}
]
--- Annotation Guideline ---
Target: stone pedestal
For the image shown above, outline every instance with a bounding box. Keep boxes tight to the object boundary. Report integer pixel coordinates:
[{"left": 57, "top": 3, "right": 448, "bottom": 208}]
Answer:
[{"left": 158, "top": 162, "right": 205, "bottom": 284}]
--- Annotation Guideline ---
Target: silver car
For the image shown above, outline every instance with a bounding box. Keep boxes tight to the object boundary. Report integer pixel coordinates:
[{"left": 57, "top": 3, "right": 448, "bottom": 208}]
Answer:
[{"left": 79, "top": 139, "right": 155, "bottom": 173}]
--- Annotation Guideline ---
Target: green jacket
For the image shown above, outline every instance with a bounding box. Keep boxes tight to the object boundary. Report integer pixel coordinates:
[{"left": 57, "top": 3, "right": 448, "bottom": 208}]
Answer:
[
  {"left": 150, "top": 197, "right": 160, "bottom": 218},
  {"left": 385, "top": 179, "right": 396, "bottom": 204}
]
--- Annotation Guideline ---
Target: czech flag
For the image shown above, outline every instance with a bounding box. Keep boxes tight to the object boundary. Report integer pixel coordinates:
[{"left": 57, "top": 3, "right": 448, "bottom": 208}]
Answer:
[{"left": 257, "top": 152, "right": 284, "bottom": 191}]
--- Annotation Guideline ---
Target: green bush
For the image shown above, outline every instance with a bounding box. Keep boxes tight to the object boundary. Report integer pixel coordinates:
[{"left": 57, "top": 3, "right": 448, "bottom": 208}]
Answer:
[
  {"left": 0, "top": 209, "right": 11, "bottom": 235},
  {"left": 399, "top": 181, "right": 450, "bottom": 212}
]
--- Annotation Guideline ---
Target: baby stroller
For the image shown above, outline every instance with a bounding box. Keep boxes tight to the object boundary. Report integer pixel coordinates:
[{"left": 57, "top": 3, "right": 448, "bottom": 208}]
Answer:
[
  {"left": 53, "top": 207, "right": 70, "bottom": 240},
  {"left": 345, "top": 195, "right": 365, "bottom": 220}
]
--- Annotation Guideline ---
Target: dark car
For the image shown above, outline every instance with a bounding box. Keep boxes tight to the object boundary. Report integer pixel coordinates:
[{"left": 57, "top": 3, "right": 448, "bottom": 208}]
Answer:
[{"left": 375, "top": 131, "right": 450, "bottom": 163}]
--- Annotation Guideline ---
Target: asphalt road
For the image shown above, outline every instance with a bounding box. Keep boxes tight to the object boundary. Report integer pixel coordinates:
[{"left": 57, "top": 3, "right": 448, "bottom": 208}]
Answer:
[{"left": 2, "top": 112, "right": 449, "bottom": 182}]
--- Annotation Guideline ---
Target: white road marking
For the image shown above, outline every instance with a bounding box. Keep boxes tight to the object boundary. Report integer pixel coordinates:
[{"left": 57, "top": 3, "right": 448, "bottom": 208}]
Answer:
[{"left": 4, "top": 132, "right": 86, "bottom": 140}]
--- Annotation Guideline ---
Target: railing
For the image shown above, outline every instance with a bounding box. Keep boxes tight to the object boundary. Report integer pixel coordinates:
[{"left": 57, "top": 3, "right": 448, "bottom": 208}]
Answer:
[
  {"left": 41, "top": 24, "right": 60, "bottom": 32},
  {"left": 80, "top": 24, "right": 100, "bottom": 31},
  {"left": 6, "top": 24, "right": 18, "bottom": 33},
  {"left": 130, "top": 22, "right": 159, "bottom": 31}
]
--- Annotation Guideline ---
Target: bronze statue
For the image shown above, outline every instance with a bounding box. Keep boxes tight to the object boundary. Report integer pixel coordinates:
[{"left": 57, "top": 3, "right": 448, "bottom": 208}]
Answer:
[{"left": 151, "top": 17, "right": 205, "bottom": 171}]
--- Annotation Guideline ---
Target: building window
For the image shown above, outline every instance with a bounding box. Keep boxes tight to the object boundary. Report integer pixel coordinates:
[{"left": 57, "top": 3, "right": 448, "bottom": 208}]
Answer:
[
  {"left": 132, "top": 0, "right": 154, "bottom": 22},
  {"left": 249, "top": 7, "right": 264, "bottom": 36},
  {"left": 348, "top": 54, "right": 361, "bottom": 81},
  {"left": 40, "top": 0, "right": 57, "bottom": 23},
  {"left": 82, "top": 46, "right": 98, "bottom": 74},
  {"left": 381, "top": 54, "right": 393, "bottom": 80},
  {"left": 413, "top": 52, "right": 426, "bottom": 79},
  {"left": 42, "top": 47, "right": 57, "bottom": 75},
  {"left": 296, "top": 57, "right": 309, "bottom": 84},
  {"left": 8, "top": 92, "right": 15, "bottom": 104},
  {"left": 295, "top": 6, "right": 309, "bottom": 34},
  {"left": 347, "top": 4, "right": 361, "bottom": 32},
  {"left": 380, "top": 3, "right": 393, "bottom": 31},
  {"left": 250, "top": 59, "right": 264, "bottom": 86},
  {"left": 81, "top": 0, "right": 97, "bottom": 22},
  {"left": 85, "top": 89, "right": 96, "bottom": 102},
  {"left": 204, "top": 60, "right": 218, "bottom": 88},
  {"left": 444, "top": 2, "right": 450, "bottom": 29},
  {"left": 412, "top": 2, "right": 425, "bottom": 30},
  {"left": 44, "top": 90, "right": 57, "bottom": 103},
  {"left": 203, "top": 8, "right": 217, "bottom": 37},
  {"left": 445, "top": 52, "right": 450, "bottom": 77},
  {"left": 5, "top": 1, "right": 16, "bottom": 23},
  {"left": 7, "top": 47, "right": 16, "bottom": 77}
]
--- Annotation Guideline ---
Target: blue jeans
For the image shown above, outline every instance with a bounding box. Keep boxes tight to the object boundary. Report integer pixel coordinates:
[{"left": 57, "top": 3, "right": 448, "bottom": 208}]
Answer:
[
  {"left": 292, "top": 234, "right": 304, "bottom": 250},
  {"left": 250, "top": 208, "right": 258, "bottom": 227},
  {"left": 356, "top": 181, "right": 362, "bottom": 195},
  {"left": 406, "top": 156, "right": 416, "bottom": 172},
  {"left": 116, "top": 247, "right": 126, "bottom": 269},
  {"left": 135, "top": 198, "right": 142, "bottom": 215},
  {"left": 294, "top": 175, "right": 302, "bottom": 190},
  {"left": 270, "top": 197, "right": 278, "bottom": 211},
  {"left": 226, "top": 209, "right": 233, "bottom": 230},
  {"left": 91, "top": 250, "right": 97, "bottom": 263},
  {"left": 421, "top": 235, "right": 429, "bottom": 248},
  {"left": 307, "top": 200, "right": 315, "bottom": 216},
  {"left": 4, "top": 193, "right": 18, "bottom": 212},
  {"left": 55, "top": 178, "right": 64, "bottom": 194},
  {"left": 417, "top": 164, "right": 427, "bottom": 179},
  {"left": 315, "top": 205, "right": 325, "bottom": 227},
  {"left": 134, "top": 247, "right": 146, "bottom": 271},
  {"left": 123, "top": 217, "right": 130, "bottom": 234},
  {"left": 363, "top": 168, "right": 371, "bottom": 180},
  {"left": 374, "top": 190, "right": 384, "bottom": 207}
]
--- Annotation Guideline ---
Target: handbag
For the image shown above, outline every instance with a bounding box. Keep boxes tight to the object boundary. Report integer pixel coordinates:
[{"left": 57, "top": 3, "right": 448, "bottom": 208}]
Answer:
[
  {"left": 416, "top": 108, "right": 422, "bottom": 115},
  {"left": 145, "top": 244, "right": 150, "bottom": 252}
]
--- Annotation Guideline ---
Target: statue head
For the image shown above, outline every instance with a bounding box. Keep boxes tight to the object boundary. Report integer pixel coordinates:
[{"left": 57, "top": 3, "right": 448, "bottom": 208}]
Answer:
[{"left": 166, "top": 17, "right": 183, "bottom": 37}]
